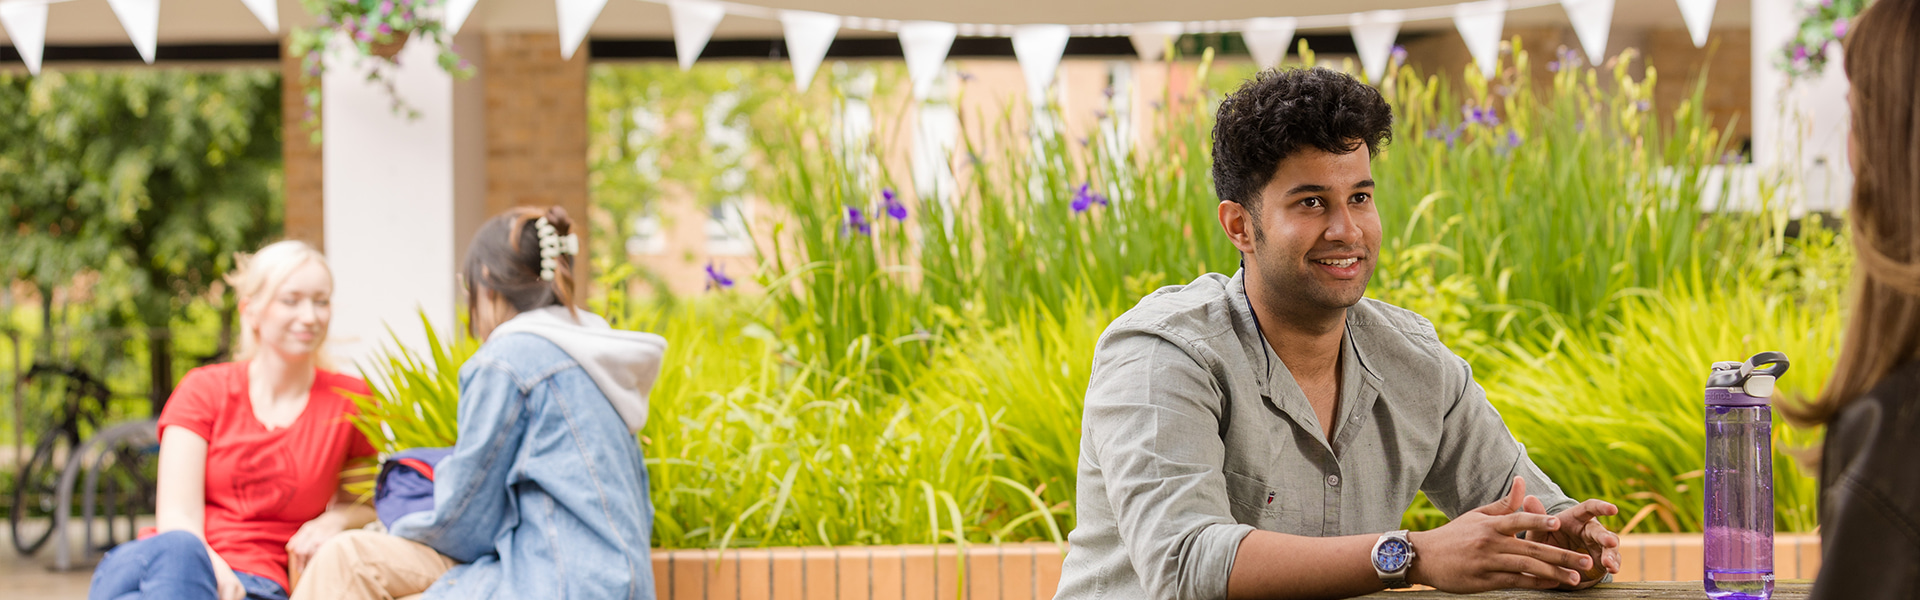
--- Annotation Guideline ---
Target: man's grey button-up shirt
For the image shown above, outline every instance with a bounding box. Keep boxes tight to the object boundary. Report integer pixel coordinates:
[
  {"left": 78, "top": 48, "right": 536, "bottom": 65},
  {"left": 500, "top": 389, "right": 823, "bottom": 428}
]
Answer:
[{"left": 1053, "top": 270, "right": 1573, "bottom": 600}]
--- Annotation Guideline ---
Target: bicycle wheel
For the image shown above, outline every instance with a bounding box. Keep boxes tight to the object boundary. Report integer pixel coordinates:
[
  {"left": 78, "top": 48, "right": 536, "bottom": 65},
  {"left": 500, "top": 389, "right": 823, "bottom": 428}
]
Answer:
[
  {"left": 10, "top": 429, "right": 75, "bottom": 555},
  {"left": 93, "top": 444, "right": 156, "bottom": 552}
]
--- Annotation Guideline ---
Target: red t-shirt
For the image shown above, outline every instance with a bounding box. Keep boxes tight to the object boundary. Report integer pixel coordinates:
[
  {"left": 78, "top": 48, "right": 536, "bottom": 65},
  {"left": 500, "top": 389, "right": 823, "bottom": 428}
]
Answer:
[{"left": 156, "top": 362, "right": 377, "bottom": 590}]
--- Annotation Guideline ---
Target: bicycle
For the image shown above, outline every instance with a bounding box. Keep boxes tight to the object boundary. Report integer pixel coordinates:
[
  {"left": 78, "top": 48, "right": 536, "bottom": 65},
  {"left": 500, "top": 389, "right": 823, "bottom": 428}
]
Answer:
[{"left": 9, "top": 364, "right": 155, "bottom": 556}]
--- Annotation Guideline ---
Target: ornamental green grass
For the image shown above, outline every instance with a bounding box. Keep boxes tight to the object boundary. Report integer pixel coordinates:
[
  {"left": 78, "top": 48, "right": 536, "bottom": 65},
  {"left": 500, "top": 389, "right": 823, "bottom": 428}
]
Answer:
[{"left": 347, "top": 42, "right": 1841, "bottom": 552}]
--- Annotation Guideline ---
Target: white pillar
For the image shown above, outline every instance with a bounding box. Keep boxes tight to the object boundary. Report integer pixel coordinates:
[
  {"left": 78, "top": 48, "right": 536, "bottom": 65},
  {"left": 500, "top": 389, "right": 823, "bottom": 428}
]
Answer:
[
  {"left": 323, "top": 35, "right": 486, "bottom": 372},
  {"left": 1751, "top": 0, "right": 1853, "bottom": 214},
  {"left": 1752, "top": 0, "right": 1792, "bottom": 168}
]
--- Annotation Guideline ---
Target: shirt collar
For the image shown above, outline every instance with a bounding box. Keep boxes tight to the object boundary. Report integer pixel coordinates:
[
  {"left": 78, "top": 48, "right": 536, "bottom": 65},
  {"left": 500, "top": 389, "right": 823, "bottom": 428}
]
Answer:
[{"left": 1230, "top": 267, "right": 1388, "bottom": 448}]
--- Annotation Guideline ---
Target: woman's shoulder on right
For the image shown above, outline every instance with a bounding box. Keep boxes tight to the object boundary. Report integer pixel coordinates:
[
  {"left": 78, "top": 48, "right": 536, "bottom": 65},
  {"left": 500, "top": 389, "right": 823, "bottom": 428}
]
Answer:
[
  {"left": 471, "top": 331, "right": 567, "bottom": 363},
  {"left": 314, "top": 369, "right": 370, "bottom": 394},
  {"left": 1843, "top": 360, "right": 1920, "bottom": 425}
]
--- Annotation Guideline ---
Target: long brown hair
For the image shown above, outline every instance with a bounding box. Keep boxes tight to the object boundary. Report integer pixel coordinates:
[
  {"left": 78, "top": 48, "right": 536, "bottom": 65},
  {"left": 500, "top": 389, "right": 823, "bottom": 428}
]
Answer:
[
  {"left": 462, "top": 206, "right": 579, "bottom": 326},
  {"left": 1785, "top": 0, "right": 1920, "bottom": 426}
]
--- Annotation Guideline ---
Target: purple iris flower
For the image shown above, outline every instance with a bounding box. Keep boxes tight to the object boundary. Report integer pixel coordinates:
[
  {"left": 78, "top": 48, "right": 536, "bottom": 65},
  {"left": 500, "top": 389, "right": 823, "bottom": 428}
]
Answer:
[
  {"left": 378, "top": 23, "right": 394, "bottom": 36},
  {"left": 882, "top": 188, "right": 907, "bottom": 221},
  {"left": 379, "top": 0, "right": 394, "bottom": 15},
  {"left": 844, "top": 206, "right": 872, "bottom": 235},
  {"left": 1505, "top": 130, "right": 1522, "bottom": 148},
  {"left": 1835, "top": 18, "right": 1849, "bottom": 38},
  {"left": 1390, "top": 45, "right": 1408, "bottom": 66},
  {"left": 1635, "top": 100, "right": 1651, "bottom": 112},
  {"left": 1426, "top": 125, "right": 1463, "bottom": 148},
  {"left": 1464, "top": 105, "right": 1500, "bottom": 127},
  {"left": 1794, "top": 44, "right": 1810, "bottom": 63},
  {"left": 1552, "top": 47, "right": 1582, "bottom": 73},
  {"left": 705, "top": 262, "right": 735, "bottom": 290},
  {"left": 1070, "top": 183, "right": 1110, "bottom": 214}
]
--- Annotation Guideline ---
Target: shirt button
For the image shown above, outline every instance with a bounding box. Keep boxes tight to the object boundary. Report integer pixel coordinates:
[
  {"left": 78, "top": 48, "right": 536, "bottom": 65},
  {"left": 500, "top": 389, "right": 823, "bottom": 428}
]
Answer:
[{"left": 1326, "top": 474, "right": 1341, "bottom": 487}]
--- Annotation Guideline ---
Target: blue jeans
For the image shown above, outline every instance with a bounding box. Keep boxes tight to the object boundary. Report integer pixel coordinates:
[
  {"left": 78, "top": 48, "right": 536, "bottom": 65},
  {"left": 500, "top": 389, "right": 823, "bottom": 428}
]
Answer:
[{"left": 88, "top": 530, "right": 288, "bottom": 600}]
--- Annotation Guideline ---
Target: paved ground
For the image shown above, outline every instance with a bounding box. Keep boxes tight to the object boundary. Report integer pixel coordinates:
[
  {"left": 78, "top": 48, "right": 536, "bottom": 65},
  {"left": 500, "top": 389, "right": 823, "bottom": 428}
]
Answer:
[{"left": 2, "top": 520, "right": 122, "bottom": 600}]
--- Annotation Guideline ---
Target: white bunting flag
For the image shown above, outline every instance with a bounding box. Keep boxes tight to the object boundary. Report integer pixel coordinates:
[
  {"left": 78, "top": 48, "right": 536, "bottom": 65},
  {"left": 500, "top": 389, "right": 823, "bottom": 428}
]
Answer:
[
  {"left": 107, "top": 0, "right": 161, "bottom": 64},
  {"left": 899, "top": 21, "right": 956, "bottom": 101},
  {"left": 0, "top": 0, "right": 47, "bottom": 75},
  {"left": 1453, "top": 0, "right": 1506, "bottom": 79},
  {"left": 1012, "top": 24, "right": 1070, "bottom": 107},
  {"left": 446, "top": 0, "right": 480, "bottom": 35},
  {"left": 1677, "top": 0, "right": 1717, "bottom": 47},
  {"left": 1560, "top": 0, "right": 1616, "bottom": 65},
  {"left": 1241, "top": 17, "right": 1296, "bottom": 69},
  {"left": 669, "top": 0, "right": 725, "bottom": 70},
  {"left": 780, "top": 10, "right": 839, "bottom": 92},
  {"left": 238, "top": 0, "right": 278, "bottom": 34},
  {"left": 1128, "top": 21, "right": 1182, "bottom": 62},
  {"left": 556, "top": 0, "right": 608, "bottom": 59},
  {"left": 1349, "top": 10, "right": 1403, "bottom": 84}
]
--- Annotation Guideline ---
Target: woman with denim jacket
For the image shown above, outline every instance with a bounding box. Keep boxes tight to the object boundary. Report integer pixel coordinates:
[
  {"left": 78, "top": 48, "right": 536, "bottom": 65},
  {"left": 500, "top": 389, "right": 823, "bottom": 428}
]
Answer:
[{"left": 293, "top": 206, "right": 666, "bottom": 600}]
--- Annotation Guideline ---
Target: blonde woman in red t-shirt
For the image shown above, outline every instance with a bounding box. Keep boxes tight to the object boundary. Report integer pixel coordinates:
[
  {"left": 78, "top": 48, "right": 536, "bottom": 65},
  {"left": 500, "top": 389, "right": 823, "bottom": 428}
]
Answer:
[{"left": 89, "top": 240, "right": 379, "bottom": 600}]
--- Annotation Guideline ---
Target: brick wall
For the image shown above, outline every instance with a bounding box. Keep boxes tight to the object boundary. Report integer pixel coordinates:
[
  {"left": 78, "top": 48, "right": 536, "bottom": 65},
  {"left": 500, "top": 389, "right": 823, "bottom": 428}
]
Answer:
[
  {"left": 283, "top": 37, "right": 325, "bottom": 250},
  {"left": 644, "top": 535, "right": 1822, "bottom": 599},
  {"left": 1403, "top": 26, "right": 1753, "bottom": 148},
  {"left": 483, "top": 32, "right": 592, "bottom": 299},
  {"left": 1646, "top": 28, "right": 1753, "bottom": 146}
]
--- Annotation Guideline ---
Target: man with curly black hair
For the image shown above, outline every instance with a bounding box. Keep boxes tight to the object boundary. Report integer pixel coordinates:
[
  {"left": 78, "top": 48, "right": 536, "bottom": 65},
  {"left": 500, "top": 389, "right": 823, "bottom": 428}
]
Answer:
[{"left": 1057, "top": 67, "right": 1623, "bottom": 600}]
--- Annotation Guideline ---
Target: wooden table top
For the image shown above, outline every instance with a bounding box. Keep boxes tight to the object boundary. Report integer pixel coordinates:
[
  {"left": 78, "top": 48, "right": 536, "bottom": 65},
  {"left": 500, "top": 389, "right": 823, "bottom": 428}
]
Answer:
[{"left": 1361, "top": 581, "right": 1812, "bottom": 598}]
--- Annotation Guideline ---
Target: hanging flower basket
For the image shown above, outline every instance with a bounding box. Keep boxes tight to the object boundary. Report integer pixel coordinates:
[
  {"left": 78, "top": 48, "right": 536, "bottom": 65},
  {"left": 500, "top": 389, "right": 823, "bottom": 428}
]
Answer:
[
  {"left": 1779, "top": 0, "right": 1869, "bottom": 81},
  {"left": 288, "top": 0, "right": 474, "bottom": 143},
  {"left": 369, "top": 31, "right": 412, "bottom": 60}
]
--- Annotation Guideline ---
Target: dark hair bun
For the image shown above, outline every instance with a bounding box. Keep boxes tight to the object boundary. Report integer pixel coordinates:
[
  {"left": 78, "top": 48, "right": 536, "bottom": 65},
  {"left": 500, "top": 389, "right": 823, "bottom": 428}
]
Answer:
[
  {"left": 463, "top": 205, "right": 579, "bottom": 316},
  {"left": 543, "top": 206, "right": 573, "bottom": 237}
]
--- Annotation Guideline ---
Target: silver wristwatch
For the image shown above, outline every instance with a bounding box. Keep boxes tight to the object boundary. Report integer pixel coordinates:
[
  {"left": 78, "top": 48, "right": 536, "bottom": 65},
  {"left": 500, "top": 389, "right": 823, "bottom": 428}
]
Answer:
[{"left": 1371, "top": 530, "right": 1416, "bottom": 589}]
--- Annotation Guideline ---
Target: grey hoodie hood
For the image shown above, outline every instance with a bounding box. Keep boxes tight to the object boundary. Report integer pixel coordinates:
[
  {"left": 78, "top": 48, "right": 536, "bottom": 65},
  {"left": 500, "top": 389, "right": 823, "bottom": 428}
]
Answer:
[{"left": 489, "top": 306, "right": 666, "bottom": 433}]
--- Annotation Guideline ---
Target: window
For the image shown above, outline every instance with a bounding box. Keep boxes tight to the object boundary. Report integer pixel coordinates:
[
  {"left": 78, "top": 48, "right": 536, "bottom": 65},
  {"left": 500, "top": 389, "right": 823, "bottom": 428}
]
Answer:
[
  {"left": 912, "top": 65, "right": 960, "bottom": 210},
  {"left": 705, "top": 91, "right": 754, "bottom": 256},
  {"left": 626, "top": 211, "right": 667, "bottom": 256},
  {"left": 1099, "top": 61, "right": 1135, "bottom": 159}
]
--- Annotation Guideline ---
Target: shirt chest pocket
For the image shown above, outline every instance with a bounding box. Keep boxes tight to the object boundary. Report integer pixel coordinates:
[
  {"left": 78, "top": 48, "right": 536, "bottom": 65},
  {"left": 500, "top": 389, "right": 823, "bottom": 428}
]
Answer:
[{"left": 1223, "top": 470, "right": 1294, "bottom": 531}]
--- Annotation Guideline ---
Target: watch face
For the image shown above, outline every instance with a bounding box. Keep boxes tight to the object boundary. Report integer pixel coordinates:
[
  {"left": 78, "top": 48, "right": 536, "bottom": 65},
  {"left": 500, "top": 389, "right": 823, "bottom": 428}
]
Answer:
[{"left": 1374, "top": 538, "right": 1411, "bottom": 573}]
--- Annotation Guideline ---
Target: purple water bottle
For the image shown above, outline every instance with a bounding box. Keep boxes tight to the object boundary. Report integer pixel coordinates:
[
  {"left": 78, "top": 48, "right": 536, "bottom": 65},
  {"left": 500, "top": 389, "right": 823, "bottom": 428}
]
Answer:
[{"left": 1704, "top": 352, "right": 1789, "bottom": 599}]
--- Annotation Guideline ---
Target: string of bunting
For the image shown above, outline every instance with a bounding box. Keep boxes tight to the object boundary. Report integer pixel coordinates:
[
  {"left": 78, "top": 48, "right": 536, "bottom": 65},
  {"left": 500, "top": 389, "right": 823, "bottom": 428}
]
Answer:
[
  {"left": 0, "top": 0, "right": 1719, "bottom": 93},
  {"left": 628, "top": 0, "right": 1655, "bottom": 98}
]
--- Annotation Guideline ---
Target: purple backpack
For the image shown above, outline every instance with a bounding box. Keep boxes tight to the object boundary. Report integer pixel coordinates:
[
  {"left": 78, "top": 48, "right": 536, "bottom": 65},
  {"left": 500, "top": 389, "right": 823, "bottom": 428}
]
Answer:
[{"left": 374, "top": 447, "right": 454, "bottom": 528}]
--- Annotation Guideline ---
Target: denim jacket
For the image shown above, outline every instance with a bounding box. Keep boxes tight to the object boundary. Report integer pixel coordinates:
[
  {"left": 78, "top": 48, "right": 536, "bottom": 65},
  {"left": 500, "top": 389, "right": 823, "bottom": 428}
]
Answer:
[{"left": 390, "top": 331, "right": 656, "bottom": 600}]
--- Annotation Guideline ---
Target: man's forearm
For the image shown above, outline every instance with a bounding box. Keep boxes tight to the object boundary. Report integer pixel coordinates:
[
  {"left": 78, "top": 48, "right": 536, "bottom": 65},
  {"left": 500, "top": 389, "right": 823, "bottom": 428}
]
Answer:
[{"left": 1225, "top": 531, "right": 1386, "bottom": 600}]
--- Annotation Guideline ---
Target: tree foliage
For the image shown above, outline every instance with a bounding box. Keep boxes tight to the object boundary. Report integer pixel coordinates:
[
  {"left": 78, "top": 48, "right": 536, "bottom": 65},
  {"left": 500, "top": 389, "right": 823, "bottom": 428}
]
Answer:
[{"left": 0, "top": 69, "right": 283, "bottom": 405}]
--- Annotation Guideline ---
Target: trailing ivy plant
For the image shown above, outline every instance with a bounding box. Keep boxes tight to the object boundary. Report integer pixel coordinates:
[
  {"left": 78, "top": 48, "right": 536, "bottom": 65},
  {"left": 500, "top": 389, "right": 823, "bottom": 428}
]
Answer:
[{"left": 287, "top": 0, "right": 473, "bottom": 142}]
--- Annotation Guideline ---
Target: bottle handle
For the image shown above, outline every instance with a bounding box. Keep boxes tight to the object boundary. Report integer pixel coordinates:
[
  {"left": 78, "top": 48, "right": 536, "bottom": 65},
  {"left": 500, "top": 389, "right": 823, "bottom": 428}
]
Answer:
[{"left": 1744, "top": 351, "right": 1790, "bottom": 378}]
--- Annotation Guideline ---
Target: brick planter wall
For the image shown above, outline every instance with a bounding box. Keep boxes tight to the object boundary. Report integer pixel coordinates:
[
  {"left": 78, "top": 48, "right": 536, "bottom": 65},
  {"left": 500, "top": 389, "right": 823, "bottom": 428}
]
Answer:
[{"left": 646, "top": 534, "right": 1819, "bottom": 600}]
